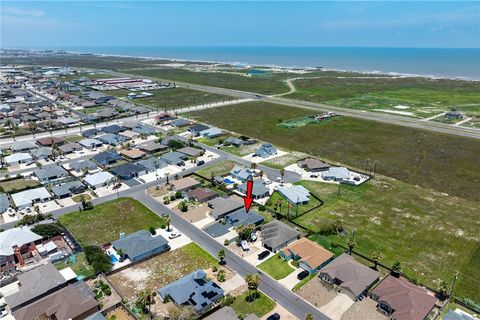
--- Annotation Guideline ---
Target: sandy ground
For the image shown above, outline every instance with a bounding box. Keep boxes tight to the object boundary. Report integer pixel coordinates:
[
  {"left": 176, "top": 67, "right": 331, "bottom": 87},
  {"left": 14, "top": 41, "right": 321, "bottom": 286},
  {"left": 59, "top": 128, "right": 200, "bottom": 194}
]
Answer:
[
  {"left": 319, "top": 293, "right": 354, "bottom": 320},
  {"left": 297, "top": 277, "right": 336, "bottom": 308},
  {"left": 341, "top": 298, "right": 388, "bottom": 320},
  {"left": 106, "top": 306, "right": 136, "bottom": 320},
  {"left": 181, "top": 204, "right": 210, "bottom": 223},
  {"left": 261, "top": 304, "right": 299, "bottom": 320}
]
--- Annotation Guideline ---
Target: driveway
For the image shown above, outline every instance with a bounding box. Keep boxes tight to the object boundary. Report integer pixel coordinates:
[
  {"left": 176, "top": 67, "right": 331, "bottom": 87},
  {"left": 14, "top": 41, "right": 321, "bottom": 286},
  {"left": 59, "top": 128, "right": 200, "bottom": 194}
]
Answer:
[
  {"left": 278, "top": 266, "right": 302, "bottom": 290},
  {"left": 220, "top": 274, "right": 246, "bottom": 294},
  {"left": 319, "top": 293, "right": 354, "bottom": 320}
]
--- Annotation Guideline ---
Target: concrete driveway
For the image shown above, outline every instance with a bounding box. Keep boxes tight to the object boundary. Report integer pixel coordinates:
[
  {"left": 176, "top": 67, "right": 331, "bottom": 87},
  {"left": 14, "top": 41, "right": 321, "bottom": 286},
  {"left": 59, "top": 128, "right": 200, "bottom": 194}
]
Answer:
[
  {"left": 319, "top": 293, "right": 354, "bottom": 320},
  {"left": 220, "top": 274, "right": 246, "bottom": 294},
  {"left": 278, "top": 266, "right": 302, "bottom": 290}
]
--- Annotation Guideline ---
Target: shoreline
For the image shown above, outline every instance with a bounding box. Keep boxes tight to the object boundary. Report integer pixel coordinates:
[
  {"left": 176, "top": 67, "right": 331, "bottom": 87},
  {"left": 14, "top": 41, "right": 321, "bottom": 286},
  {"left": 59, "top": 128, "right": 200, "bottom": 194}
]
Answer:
[{"left": 2, "top": 47, "right": 479, "bottom": 81}]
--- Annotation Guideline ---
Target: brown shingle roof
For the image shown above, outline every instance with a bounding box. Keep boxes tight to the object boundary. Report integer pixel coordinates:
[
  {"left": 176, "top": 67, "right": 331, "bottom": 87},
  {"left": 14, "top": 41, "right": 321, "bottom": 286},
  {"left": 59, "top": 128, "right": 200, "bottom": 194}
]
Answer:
[
  {"left": 284, "top": 238, "right": 334, "bottom": 269},
  {"left": 36, "top": 136, "right": 65, "bottom": 146},
  {"left": 371, "top": 275, "right": 437, "bottom": 320},
  {"left": 120, "top": 148, "right": 146, "bottom": 159},
  {"left": 171, "top": 177, "right": 201, "bottom": 191},
  {"left": 187, "top": 188, "right": 217, "bottom": 202}
]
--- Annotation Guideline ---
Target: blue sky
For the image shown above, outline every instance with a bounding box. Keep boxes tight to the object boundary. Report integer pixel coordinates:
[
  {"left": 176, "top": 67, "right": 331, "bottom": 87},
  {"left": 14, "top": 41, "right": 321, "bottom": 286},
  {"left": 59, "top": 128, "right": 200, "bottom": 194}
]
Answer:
[{"left": 1, "top": 1, "right": 479, "bottom": 48}]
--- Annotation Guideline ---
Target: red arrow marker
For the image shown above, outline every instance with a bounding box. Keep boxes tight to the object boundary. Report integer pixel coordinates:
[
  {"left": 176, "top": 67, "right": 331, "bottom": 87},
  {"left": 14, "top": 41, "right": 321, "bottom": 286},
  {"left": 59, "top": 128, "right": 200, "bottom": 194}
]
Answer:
[{"left": 243, "top": 179, "right": 254, "bottom": 213}]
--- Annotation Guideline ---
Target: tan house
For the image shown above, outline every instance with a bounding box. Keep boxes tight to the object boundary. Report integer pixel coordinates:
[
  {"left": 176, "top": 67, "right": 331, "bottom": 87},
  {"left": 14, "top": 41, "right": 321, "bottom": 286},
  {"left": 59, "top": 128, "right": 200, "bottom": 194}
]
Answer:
[
  {"left": 280, "top": 238, "right": 334, "bottom": 273},
  {"left": 120, "top": 148, "right": 146, "bottom": 160},
  {"left": 171, "top": 177, "right": 201, "bottom": 192}
]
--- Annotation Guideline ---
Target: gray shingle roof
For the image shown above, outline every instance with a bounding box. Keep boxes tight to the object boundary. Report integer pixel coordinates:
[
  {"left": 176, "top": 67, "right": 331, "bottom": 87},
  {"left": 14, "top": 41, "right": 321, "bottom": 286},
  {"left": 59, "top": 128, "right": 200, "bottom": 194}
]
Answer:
[
  {"left": 34, "top": 165, "right": 69, "bottom": 181},
  {"left": 261, "top": 220, "right": 300, "bottom": 251},
  {"left": 69, "top": 159, "right": 98, "bottom": 172},
  {"left": 112, "top": 230, "right": 169, "bottom": 261}
]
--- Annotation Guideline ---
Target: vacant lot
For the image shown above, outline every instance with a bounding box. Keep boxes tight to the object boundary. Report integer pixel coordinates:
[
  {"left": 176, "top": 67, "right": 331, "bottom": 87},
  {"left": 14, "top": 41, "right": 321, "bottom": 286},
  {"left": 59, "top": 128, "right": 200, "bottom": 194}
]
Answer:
[
  {"left": 257, "top": 254, "right": 294, "bottom": 280},
  {"left": 196, "top": 160, "right": 238, "bottom": 178},
  {"left": 287, "top": 76, "right": 480, "bottom": 118},
  {"left": 186, "top": 102, "right": 480, "bottom": 203},
  {"left": 0, "top": 179, "right": 39, "bottom": 193},
  {"left": 104, "top": 87, "right": 229, "bottom": 110},
  {"left": 59, "top": 197, "right": 166, "bottom": 245},
  {"left": 293, "top": 179, "right": 480, "bottom": 301},
  {"left": 107, "top": 243, "right": 218, "bottom": 301},
  {"left": 125, "top": 68, "right": 291, "bottom": 95}
]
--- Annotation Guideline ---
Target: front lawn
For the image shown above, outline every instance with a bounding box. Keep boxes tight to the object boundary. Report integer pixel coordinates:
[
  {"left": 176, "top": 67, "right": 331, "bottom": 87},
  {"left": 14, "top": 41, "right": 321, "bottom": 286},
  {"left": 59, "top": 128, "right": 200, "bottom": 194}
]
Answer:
[
  {"left": 231, "top": 291, "right": 276, "bottom": 317},
  {"left": 59, "top": 197, "right": 166, "bottom": 245},
  {"left": 257, "top": 254, "right": 294, "bottom": 280}
]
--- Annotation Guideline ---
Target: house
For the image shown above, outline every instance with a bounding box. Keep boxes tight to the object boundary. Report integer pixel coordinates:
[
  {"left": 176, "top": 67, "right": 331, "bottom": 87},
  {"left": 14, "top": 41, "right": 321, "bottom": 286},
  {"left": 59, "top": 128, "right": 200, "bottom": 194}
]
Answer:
[
  {"left": 200, "top": 127, "right": 224, "bottom": 138},
  {"left": 237, "top": 180, "right": 270, "bottom": 199},
  {"left": 82, "top": 128, "right": 101, "bottom": 138},
  {"left": 160, "top": 151, "right": 188, "bottom": 166},
  {"left": 261, "top": 220, "right": 300, "bottom": 252},
  {"left": 5, "top": 262, "right": 68, "bottom": 311},
  {"left": 119, "top": 129, "right": 140, "bottom": 140},
  {"left": 110, "top": 163, "right": 147, "bottom": 180},
  {"left": 225, "top": 208, "right": 264, "bottom": 227},
  {"left": 297, "top": 158, "right": 330, "bottom": 172},
  {"left": 188, "top": 124, "right": 210, "bottom": 136},
  {"left": 59, "top": 142, "right": 83, "bottom": 154},
  {"left": 319, "top": 253, "right": 380, "bottom": 300},
  {"left": 207, "top": 197, "right": 244, "bottom": 220},
  {"left": 171, "top": 118, "right": 190, "bottom": 127},
  {"left": 204, "top": 306, "right": 239, "bottom": 320},
  {"left": 11, "top": 187, "right": 53, "bottom": 209},
  {"left": 230, "top": 165, "right": 253, "bottom": 182},
  {"left": 83, "top": 171, "right": 115, "bottom": 188},
  {"left": 132, "top": 123, "right": 157, "bottom": 135},
  {"left": 112, "top": 230, "right": 170, "bottom": 263},
  {"left": 50, "top": 181, "right": 86, "bottom": 199},
  {"left": 139, "top": 141, "right": 168, "bottom": 154},
  {"left": 96, "top": 133, "right": 127, "bottom": 146},
  {"left": 0, "top": 226, "right": 42, "bottom": 273},
  {"left": 280, "top": 238, "right": 334, "bottom": 273},
  {"left": 10, "top": 140, "right": 37, "bottom": 152},
  {"left": 30, "top": 146, "right": 53, "bottom": 160},
  {"left": 255, "top": 143, "right": 277, "bottom": 158},
  {"left": 79, "top": 138, "right": 103, "bottom": 149},
  {"left": 136, "top": 157, "right": 167, "bottom": 172},
  {"left": 277, "top": 185, "right": 311, "bottom": 205},
  {"left": 187, "top": 188, "right": 217, "bottom": 202},
  {"left": 5, "top": 152, "right": 33, "bottom": 165},
  {"left": 12, "top": 281, "right": 99, "bottom": 320},
  {"left": 92, "top": 150, "right": 122, "bottom": 166},
  {"left": 101, "top": 124, "right": 125, "bottom": 134},
  {"left": 158, "top": 269, "right": 224, "bottom": 313},
  {"left": 155, "top": 112, "right": 174, "bottom": 123},
  {"left": 224, "top": 137, "right": 244, "bottom": 147},
  {"left": 0, "top": 193, "right": 9, "bottom": 213},
  {"left": 177, "top": 146, "right": 204, "bottom": 158},
  {"left": 120, "top": 148, "right": 146, "bottom": 160},
  {"left": 321, "top": 167, "right": 351, "bottom": 182},
  {"left": 171, "top": 176, "right": 201, "bottom": 192},
  {"left": 370, "top": 275, "right": 437, "bottom": 320},
  {"left": 34, "top": 165, "right": 69, "bottom": 183},
  {"left": 69, "top": 160, "right": 98, "bottom": 173},
  {"left": 36, "top": 136, "right": 65, "bottom": 147}
]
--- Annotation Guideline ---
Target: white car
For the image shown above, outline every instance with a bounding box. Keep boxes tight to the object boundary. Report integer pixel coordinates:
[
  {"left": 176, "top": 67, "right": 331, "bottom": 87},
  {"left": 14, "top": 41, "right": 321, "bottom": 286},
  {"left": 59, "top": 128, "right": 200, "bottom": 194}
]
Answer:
[{"left": 169, "top": 232, "right": 181, "bottom": 239}]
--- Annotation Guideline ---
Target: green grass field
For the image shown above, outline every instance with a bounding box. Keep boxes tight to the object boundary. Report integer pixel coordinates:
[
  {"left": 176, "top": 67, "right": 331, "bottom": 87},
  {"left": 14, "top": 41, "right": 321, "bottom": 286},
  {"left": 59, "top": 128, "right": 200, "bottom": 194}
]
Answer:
[
  {"left": 59, "top": 197, "right": 166, "bottom": 246},
  {"left": 54, "top": 252, "right": 94, "bottom": 278},
  {"left": 265, "top": 190, "right": 321, "bottom": 218},
  {"left": 103, "top": 87, "right": 229, "bottom": 110},
  {"left": 287, "top": 76, "right": 480, "bottom": 118},
  {"left": 0, "top": 179, "right": 39, "bottom": 193},
  {"left": 231, "top": 291, "right": 276, "bottom": 317},
  {"left": 196, "top": 160, "right": 238, "bottom": 177},
  {"left": 186, "top": 101, "right": 480, "bottom": 203},
  {"left": 125, "top": 67, "right": 291, "bottom": 95},
  {"left": 292, "top": 179, "right": 480, "bottom": 301},
  {"left": 257, "top": 254, "right": 295, "bottom": 280}
]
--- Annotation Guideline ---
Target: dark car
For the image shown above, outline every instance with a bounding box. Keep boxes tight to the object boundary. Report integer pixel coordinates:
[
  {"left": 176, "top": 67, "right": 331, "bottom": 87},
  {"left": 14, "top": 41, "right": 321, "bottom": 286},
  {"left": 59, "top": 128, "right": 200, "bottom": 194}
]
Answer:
[
  {"left": 297, "top": 270, "right": 310, "bottom": 280},
  {"left": 257, "top": 250, "right": 270, "bottom": 260},
  {"left": 266, "top": 313, "right": 280, "bottom": 320},
  {"left": 196, "top": 160, "right": 205, "bottom": 166}
]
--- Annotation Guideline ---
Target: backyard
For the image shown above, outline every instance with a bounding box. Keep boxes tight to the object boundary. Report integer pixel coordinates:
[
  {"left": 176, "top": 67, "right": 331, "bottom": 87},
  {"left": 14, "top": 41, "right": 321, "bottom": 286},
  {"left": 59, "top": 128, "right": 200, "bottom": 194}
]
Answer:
[
  {"left": 0, "top": 178, "right": 39, "bottom": 193},
  {"left": 257, "top": 254, "right": 294, "bottom": 280},
  {"left": 107, "top": 242, "right": 218, "bottom": 301},
  {"left": 54, "top": 252, "right": 95, "bottom": 278},
  {"left": 58, "top": 197, "right": 166, "bottom": 245},
  {"left": 265, "top": 190, "right": 322, "bottom": 218}
]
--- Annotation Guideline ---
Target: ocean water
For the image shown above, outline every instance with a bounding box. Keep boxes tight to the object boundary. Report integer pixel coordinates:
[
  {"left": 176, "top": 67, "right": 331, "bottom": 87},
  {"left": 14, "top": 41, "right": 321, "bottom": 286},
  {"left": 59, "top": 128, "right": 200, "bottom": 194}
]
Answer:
[{"left": 35, "top": 46, "right": 480, "bottom": 80}]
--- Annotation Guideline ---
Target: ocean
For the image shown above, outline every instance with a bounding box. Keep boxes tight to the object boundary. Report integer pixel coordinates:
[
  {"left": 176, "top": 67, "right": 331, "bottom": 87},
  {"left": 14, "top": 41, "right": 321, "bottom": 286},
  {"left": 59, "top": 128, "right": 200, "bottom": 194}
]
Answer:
[{"left": 29, "top": 46, "right": 480, "bottom": 80}]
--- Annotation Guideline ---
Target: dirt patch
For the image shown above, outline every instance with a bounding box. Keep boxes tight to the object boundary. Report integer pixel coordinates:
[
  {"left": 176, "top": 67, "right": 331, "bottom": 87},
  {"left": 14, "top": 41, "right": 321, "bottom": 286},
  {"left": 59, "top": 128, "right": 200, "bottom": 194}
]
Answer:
[
  {"left": 341, "top": 298, "right": 388, "bottom": 320},
  {"left": 181, "top": 204, "right": 210, "bottom": 223},
  {"left": 106, "top": 306, "right": 136, "bottom": 320},
  {"left": 147, "top": 185, "right": 171, "bottom": 198},
  {"left": 297, "top": 277, "right": 336, "bottom": 308}
]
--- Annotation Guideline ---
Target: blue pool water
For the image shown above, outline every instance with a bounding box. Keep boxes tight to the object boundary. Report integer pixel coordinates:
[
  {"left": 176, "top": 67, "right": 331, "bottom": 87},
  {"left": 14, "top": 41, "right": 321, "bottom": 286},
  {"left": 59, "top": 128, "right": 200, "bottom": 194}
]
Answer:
[
  {"left": 109, "top": 254, "right": 118, "bottom": 263},
  {"left": 224, "top": 178, "right": 235, "bottom": 184}
]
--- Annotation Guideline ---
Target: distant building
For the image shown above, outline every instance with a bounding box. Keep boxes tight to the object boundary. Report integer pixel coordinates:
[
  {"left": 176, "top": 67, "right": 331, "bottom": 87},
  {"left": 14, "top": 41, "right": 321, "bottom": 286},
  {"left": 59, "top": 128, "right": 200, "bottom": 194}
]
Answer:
[
  {"left": 237, "top": 180, "right": 270, "bottom": 199},
  {"left": 255, "top": 143, "right": 277, "bottom": 158},
  {"left": 297, "top": 158, "right": 330, "bottom": 172},
  {"left": 230, "top": 165, "right": 253, "bottom": 182},
  {"left": 0, "top": 226, "right": 42, "bottom": 273},
  {"left": 160, "top": 151, "right": 188, "bottom": 166},
  {"left": 277, "top": 185, "right": 310, "bottom": 205},
  {"left": 5, "top": 152, "right": 33, "bottom": 165},
  {"left": 170, "top": 177, "right": 201, "bottom": 192},
  {"left": 177, "top": 146, "right": 204, "bottom": 158},
  {"left": 69, "top": 160, "right": 98, "bottom": 173},
  {"left": 34, "top": 165, "right": 69, "bottom": 183},
  {"left": 187, "top": 188, "right": 218, "bottom": 203},
  {"left": 112, "top": 230, "right": 170, "bottom": 262},
  {"left": 188, "top": 124, "right": 210, "bottom": 136},
  {"left": 92, "top": 150, "right": 122, "bottom": 166},
  {"left": 207, "top": 197, "right": 244, "bottom": 220},
  {"left": 79, "top": 138, "right": 103, "bottom": 149},
  {"left": 110, "top": 163, "right": 147, "bottom": 180},
  {"left": 321, "top": 167, "right": 350, "bottom": 182}
]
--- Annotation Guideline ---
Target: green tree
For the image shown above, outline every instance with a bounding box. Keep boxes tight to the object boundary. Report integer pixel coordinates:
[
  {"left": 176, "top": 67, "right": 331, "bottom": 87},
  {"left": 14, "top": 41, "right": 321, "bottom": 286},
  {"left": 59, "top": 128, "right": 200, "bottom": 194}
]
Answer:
[
  {"left": 31, "top": 223, "right": 64, "bottom": 239},
  {"left": 167, "top": 305, "right": 196, "bottom": 320},
  {"left": 438, "top": 280, "right": 449, "bottom": 299},
  {"left": 347, "top": 238, "right": 355, "bottom": 255},
  {"left": 217, "top": 269, "right": 226, "bottom": 282},
  {"left": 245, "top": 274, "right": 261, "bottom": 302},
  {"left": 84, "top": 245, "right": 112, "bottom": 273},
  {"left": 372, "top": 251, "right": 382, "bottom": 269},
  {"left": 165, "top": 215, "right": 171, "bottom": 231},
  {"left": 218, "top": 249, "right": 226, "bottom": 265},
  {"left": 135, "top": 288, "right": 156, "bottom": 314},
  {"left": 391, "top": 261, "right": 402, "bottom": 276},
  {"left": 305, "top": 313, "right": 314, "bottom": 320},
  {"left": 279, "top": 168, "right": 285, "bottom": 182},
  {"left": 178, "top": 200, "right": 188, "bottom": 212}
]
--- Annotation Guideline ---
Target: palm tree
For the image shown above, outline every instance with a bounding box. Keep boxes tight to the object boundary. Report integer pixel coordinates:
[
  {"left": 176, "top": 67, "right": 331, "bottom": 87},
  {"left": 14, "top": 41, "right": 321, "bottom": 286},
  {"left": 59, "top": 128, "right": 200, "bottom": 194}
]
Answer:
[
  {"left": 279, "top": 168, "right": 285, "bottom": 183},
  {"left": 250, "top": 162, "right": 257, "bottom": 172},
  {"left": 245, "top": 274, "right": 261, "bottom": 302},
  {"left": 218, "top": 249, "right": 226, "bottom": 265},
  {"left": 347, "top": 238, "right": 355, "bottom": 255},
  {"left": 135, "top": 288, "right": 155, "bottom": 315},
  {"left": 165, "top": 215, "right": 171, "bottom": 231},
  {"left": 372, "top": 251, "right": 382, "bottom": 269},
  {"left": 305, "top": 313, "right": 314, "bottom": 320}
]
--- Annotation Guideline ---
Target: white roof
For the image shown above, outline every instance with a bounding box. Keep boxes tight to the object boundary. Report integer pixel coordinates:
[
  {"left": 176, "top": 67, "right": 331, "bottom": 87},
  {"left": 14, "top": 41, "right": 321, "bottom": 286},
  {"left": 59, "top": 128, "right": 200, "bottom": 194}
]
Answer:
[
  {"left": 59, "top": 267, "right": 77, "bottom": 281},
  {"left": 43, "top": 241, "right": 57, "bottom": 252},
  {"left": 83, "top": 171, "right": 114, "bottom": 186},
  {"left": 321, "top": 167, "right": 351, "bottom": 180},
  {"left": 0, "top": 226, "right": 42, "bottom": 256},
  {"left": 5, "top": 153, "right": 32, "bottom": 164},
  {"left": 11, "top": 187, "right": 51, "bottom": 208},
  {"left": 277, "top": 185, "right": 310, "bottom": 203},
  {"left": 79, "top": 138, "right": 102, "bottom": 147}
]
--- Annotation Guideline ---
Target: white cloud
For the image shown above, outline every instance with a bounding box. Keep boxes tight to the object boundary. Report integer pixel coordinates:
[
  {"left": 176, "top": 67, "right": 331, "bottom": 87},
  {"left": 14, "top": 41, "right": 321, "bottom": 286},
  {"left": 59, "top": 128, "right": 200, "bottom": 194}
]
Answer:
[{"left": 2, "top": 7, "right": 45, "bottom": 18}]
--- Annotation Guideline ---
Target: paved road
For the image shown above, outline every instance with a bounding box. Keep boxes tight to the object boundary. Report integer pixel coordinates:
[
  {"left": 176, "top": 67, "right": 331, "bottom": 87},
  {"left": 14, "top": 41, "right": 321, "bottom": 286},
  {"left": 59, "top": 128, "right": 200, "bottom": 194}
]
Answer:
[
  {"left": 133, "top": 191, "right": 330, "bottom": 320},
  {"left": 110, "top": 70, "right": 480, "bottom": 140}
]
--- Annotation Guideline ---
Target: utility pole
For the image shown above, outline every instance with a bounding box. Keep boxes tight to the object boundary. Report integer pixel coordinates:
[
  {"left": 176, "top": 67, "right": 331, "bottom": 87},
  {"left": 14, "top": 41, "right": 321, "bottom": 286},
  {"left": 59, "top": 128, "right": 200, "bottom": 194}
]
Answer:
[{"left": 364, "top": 159, "right": 370, "bottom": 175}]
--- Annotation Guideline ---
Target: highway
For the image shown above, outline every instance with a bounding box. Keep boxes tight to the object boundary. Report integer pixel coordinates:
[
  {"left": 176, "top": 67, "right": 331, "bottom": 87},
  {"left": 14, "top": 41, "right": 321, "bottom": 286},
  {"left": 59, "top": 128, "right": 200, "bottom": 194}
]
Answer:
[{"left": 108, "top": 70, "right": 480, "bottom": 140}]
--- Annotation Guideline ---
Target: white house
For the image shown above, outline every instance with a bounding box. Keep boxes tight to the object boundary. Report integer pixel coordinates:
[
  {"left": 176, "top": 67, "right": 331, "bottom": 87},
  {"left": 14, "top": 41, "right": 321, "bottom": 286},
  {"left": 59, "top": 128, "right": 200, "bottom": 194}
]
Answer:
[
  {"left": 83, "top": 171, "right": 115, "bottom": 188},
  {"left": 5, "top": 153, "right": 33, "bottom": 165},
  {"left": 11, "top": 187, "right": 53, "bottom": 210}
]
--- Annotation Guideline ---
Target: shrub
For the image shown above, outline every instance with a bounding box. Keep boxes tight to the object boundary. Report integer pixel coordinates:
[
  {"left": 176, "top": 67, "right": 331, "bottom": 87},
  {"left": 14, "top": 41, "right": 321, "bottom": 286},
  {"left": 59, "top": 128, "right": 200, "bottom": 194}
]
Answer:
[
  {"left": 318, "top": 220, "right": 344, "bottom": 235},
  {"left": 31, "top": 223, "right": 64, "bottom": 238},
  {"left": 217, "top": 270, "right": 226, "bottom": 282},
  {"left": 258, "top": 205, "right": 266, "bottom": 212},
  {"left": 170, "top": 195, "right": 176, "bottom": 201},
  {"left": 212, "top": 266, "right": 218, "bottom": 272},
  {"left": 222, "top": 294, "right": 236, "bottom": 306},
  {"left": 149, "top": 226, "right": 156, "bottom": 235},
  {"left": 175, "top": 191, "right": 183, "bottom": 199},
  {"left": 224, "top": 239, "right": 230, "bottom": 246}
]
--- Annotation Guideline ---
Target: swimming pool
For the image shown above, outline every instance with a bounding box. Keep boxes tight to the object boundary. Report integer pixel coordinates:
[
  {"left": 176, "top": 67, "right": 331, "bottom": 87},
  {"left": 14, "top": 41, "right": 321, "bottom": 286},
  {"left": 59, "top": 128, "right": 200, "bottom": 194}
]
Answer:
[
  {"left": 109, "top": 254, "right": 118, "bottom": 263},
  {"left": 224, "top": 178, "right": 235, "bottom": 184}
]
